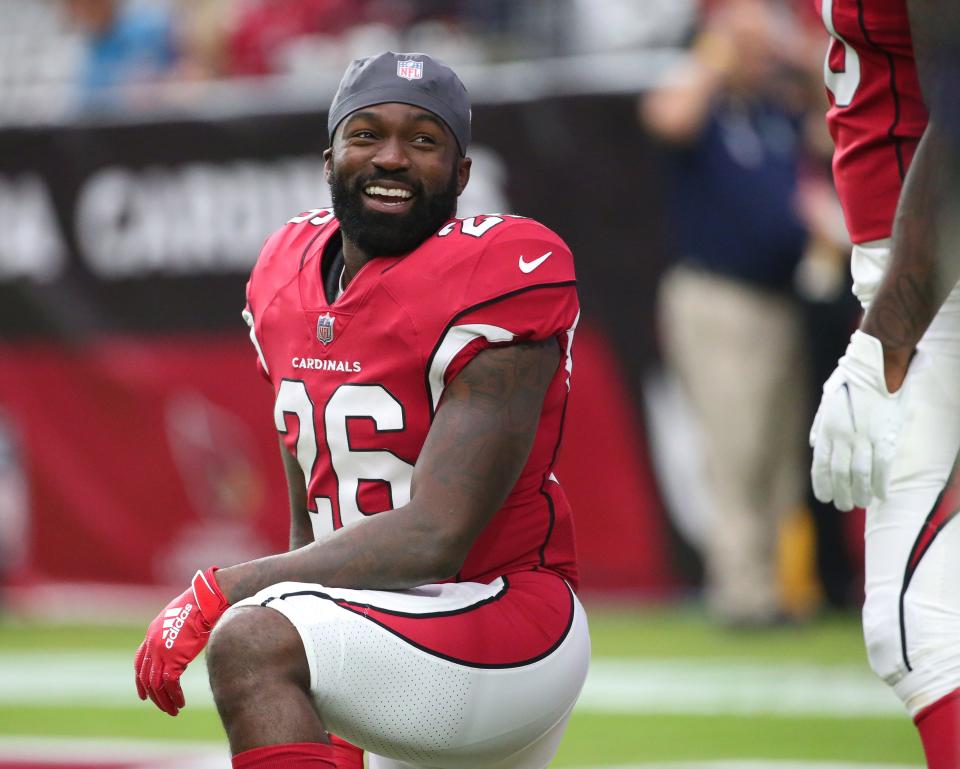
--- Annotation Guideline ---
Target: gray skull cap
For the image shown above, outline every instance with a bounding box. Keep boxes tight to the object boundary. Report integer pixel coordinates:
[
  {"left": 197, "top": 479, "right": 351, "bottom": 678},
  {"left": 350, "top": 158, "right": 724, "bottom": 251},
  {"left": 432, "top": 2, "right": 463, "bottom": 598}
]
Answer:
[{"left": 327, "top": 51, "right": 471, "bottom": 155}]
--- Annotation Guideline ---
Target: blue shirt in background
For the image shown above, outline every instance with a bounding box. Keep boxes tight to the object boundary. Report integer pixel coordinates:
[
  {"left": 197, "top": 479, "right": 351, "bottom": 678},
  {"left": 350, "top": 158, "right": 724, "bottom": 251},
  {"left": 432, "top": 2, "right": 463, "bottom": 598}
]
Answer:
[
  {"left": 77, "top": 2, "right": 176, "bottom": 109},
  {"left": 666, "top": 97, "right": 808, "bottom": 293}
]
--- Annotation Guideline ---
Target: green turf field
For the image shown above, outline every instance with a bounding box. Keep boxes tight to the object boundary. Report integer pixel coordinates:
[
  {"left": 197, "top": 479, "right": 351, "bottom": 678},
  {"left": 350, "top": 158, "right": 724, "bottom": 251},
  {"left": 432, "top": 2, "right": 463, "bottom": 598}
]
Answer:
[{"left": 0, "top": 604, "right": 926, "bottom": 767}]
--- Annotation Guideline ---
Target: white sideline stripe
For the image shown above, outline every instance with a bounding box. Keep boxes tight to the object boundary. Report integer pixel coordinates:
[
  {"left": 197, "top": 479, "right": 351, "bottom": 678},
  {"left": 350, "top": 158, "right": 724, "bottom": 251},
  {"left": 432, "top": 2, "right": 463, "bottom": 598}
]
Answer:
[
  {"left": 0, "top": 741, "right": 924, "bottom": 769},
  {"left": 0, "top": 736, "right": 227, "bottom": 768},
  {"left": 0, "top": 653, "right": 216, "bottom": 707},
  {"left": 569, "top": 764, "right": 922, "bottom": 769},
  {"left": 0, "top": 654, "right": 903, "bottom": 718},
  {"left": 579, "top": 659, "right": 904, "bottom": 717}
]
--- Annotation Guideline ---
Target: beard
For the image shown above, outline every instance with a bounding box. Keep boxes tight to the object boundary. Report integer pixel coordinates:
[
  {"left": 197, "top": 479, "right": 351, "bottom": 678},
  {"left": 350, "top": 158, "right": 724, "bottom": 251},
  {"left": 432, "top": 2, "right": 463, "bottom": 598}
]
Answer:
[{"left": 329, "top": 163, "right": 459, "bottom": 257}]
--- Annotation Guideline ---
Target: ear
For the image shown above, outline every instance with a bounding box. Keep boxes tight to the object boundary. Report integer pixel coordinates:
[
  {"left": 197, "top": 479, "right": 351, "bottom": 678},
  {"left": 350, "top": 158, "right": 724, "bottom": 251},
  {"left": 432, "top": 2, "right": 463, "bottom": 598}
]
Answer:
[
  {"left": 323, "top": 147, "right": 333, "bottom": 183},
  {"left": 456, "top": 156, "right": 472, "bottom": 196}
]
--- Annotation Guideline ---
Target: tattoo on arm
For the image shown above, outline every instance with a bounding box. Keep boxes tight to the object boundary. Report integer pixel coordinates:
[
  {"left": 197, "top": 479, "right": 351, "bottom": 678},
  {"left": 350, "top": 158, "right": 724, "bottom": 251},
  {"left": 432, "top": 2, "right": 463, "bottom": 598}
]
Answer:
[
  {"left": 859, "top": 131, "right": 956, "bottom": 390},
  {"left": 413, "top": 338, "right": 560, "bottom": 527},
  {"left": 863, "top": 277, "right": 936, "bottom": 351}
]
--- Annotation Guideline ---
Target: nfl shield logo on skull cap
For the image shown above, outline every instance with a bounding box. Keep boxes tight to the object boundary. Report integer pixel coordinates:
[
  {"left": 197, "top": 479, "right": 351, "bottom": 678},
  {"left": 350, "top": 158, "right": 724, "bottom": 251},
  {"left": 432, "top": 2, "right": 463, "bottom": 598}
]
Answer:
[
  {"left": 317, "top": 313, "right": 335, "bottom": 345},
  {"left": 396, "top": 59, "right": 423, "bottom": 81}
]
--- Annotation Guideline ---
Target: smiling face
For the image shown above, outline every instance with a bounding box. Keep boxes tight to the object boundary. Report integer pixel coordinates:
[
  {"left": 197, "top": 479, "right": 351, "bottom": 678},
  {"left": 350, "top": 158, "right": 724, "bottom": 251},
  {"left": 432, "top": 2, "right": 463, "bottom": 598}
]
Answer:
[{"left": 324, "top": 103, "right": 472, "bottom": 257}]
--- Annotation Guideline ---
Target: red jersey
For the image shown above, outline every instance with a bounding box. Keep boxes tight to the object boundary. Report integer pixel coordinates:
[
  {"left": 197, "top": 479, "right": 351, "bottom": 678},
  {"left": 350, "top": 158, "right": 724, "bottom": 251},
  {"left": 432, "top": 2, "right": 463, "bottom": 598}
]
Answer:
[
  {"left": 243, "top": 210, "right": 581, "bottom": 588},
  {"left": 820, "top": 0, "right": 928, "bottom": 243}
]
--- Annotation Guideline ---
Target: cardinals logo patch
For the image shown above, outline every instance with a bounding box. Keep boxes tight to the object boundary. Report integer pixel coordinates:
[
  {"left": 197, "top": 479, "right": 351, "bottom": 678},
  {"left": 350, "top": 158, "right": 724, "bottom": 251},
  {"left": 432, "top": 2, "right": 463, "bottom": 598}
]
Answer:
[{"left": 317, "top": 313, "right": 335, "bottom": 345}]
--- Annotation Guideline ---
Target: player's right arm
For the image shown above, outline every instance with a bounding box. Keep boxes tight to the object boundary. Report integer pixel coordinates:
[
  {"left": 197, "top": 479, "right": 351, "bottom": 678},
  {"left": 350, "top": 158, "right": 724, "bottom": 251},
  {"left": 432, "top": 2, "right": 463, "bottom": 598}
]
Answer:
[{"left": 859, "top": 0, "right": 960, "bottom": 392}]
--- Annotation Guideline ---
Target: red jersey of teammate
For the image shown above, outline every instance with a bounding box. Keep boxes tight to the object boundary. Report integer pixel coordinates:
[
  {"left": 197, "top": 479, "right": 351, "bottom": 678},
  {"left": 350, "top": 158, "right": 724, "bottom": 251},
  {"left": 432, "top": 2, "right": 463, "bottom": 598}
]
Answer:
[
  {"left": 820, "top": 0, "right": 928, "bottom": 243},
  {"left": 243, "top": 210, "right": 580, "bottom": 589}
]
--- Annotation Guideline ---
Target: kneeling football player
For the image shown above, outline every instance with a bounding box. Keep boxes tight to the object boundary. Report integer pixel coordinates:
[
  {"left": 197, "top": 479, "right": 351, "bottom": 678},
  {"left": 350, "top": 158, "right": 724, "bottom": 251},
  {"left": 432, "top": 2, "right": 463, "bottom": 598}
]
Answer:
[{"left": 135, "top": 51, "right": 590, "bottom": 769}]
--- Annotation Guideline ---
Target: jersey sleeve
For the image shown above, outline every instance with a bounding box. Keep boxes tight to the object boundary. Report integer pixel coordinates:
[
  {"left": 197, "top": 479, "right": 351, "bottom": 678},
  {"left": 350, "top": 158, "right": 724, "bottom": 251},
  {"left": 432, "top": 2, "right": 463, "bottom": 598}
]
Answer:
[
  {"left": 241, "top": 210, "right": 335, "bottom": 383},
  {"left": 242, "top": 283, "right": 271, "bottom": 383},
  {"left": 425, "top": 218, "right": 579, "bottom": 412},
  {"left": 241, "top": 229, "right": 283, "bottom": 383}
]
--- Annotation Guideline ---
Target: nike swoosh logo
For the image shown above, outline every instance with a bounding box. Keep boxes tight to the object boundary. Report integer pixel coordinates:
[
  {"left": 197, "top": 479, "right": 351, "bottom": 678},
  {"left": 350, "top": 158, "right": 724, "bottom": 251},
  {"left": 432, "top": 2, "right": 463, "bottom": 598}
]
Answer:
[{"left": 518, "top": 251, "right": 553, "bottom": 274}]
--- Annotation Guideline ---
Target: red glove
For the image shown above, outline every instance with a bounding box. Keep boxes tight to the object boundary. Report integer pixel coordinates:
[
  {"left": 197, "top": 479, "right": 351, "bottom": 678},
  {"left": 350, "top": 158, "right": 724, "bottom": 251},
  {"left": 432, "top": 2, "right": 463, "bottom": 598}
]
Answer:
[{"left": 135, "top": 567, "right": 230, "bottom": 716}]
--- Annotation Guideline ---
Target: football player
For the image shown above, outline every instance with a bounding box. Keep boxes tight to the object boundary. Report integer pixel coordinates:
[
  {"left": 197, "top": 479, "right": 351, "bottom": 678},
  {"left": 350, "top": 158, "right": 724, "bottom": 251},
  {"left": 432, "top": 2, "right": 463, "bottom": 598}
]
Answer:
[
  {"left": 810, "top": 1, "right": 960, "bottom": 766},
  {"left": 134, "top": 52, "right": 589, "bottom": 769}
]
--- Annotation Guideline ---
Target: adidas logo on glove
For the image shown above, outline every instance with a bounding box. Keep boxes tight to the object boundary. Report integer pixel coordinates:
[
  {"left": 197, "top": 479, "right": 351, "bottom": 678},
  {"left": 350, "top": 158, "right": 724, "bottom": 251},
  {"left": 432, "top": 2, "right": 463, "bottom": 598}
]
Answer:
[{"left": 161, "top": 603, "right": 194, "bottom": 649}]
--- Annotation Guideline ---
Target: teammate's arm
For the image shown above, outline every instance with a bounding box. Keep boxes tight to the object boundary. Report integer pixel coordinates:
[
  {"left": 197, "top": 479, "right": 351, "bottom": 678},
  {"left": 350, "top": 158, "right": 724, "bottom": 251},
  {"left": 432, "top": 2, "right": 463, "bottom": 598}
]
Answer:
[
  {"left": 859, "top": 0, "right": 960, "bottom": 392},
  {"left": 213, "top": 338, "right": 560, "bottom": 602},
  {"left": 811, "top": 0, "right": 960, "bottom": 510},
  {"left": 280, "top": 438, "right": 313, "bottom": 551}
]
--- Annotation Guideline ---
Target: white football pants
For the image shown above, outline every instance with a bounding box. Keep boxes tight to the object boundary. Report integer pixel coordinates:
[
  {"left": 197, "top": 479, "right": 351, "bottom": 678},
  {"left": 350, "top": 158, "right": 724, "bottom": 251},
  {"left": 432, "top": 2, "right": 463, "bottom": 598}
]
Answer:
[
  {"left": 231, "top": 573, "right": 590, "bottom": 769},
  {"left": 853, "top": 239, "right": 960, "bottom": 716}
]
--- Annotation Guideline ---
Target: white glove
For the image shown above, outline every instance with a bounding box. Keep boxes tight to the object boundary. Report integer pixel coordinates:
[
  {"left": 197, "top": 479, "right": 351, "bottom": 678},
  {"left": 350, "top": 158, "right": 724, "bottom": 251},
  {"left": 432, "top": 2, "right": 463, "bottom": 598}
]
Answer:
[{"left": 810, "top": 330, "right": 906, "bottom": 511}]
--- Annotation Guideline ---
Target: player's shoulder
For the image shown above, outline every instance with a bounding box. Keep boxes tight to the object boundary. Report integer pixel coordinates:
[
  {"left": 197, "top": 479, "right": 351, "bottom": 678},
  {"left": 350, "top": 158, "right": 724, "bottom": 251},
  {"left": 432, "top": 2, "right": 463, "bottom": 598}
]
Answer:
[
  {"left": 435, "top": 213, "right": 570, "bottom": 253},
  {"left": 257, "top": 207, "right": 338, "bottom": 272},
  {"left": 248, "top": 207, "right": 338, "bottom": 305},
  {"left": 429, "top": 213, "right": 575, "bottom": 288},
  {"left": 392, "top": 213, "right": 577, "bottom": 334}
]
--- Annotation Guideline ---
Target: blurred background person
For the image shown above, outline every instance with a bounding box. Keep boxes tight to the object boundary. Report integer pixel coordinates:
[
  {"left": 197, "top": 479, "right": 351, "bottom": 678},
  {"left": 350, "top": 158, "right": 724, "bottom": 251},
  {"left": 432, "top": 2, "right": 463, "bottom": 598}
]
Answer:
[
  {"left": 65, "top": 0, "right": 177, "bottom": 110},
  {"left": 222, "top": 0, "right": 368, "bottom": 78},
  {"left": 641, "top": 0, "right": 826, "bottom": 626},
  {"left": 170, "top": 0, "right": 232, "bottom": 82}
]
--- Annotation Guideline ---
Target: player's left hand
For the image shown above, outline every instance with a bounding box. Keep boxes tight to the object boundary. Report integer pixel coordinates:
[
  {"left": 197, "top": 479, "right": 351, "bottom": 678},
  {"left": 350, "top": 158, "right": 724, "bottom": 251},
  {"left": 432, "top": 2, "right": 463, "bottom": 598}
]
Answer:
[
  {"left": 810, "top": 330, "right": 908, "bottom": 511},
  {"left": 134, "top": 567, "right": 230, "bottom": 716}
]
